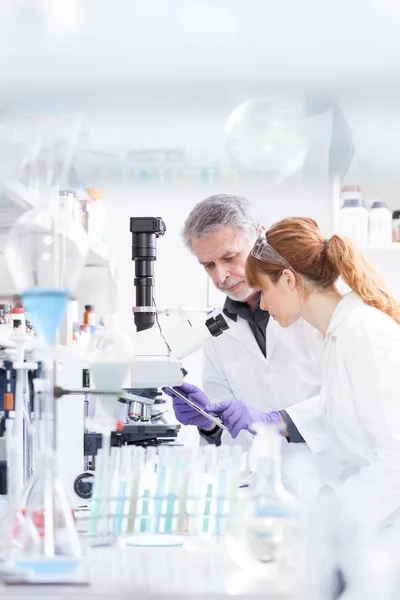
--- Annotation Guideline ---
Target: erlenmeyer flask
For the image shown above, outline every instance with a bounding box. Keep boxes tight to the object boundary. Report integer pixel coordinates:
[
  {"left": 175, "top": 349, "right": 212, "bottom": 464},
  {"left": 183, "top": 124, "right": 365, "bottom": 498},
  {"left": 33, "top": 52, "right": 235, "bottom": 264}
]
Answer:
[
  {"left": 2, "top": 453, "right": 87, "bottom": 584},
  {"left": 225, "top": 423, "right": 297, "bottom": 573},
  {"left": 88, "top": 315, "right": 134, "bottom": 432}
]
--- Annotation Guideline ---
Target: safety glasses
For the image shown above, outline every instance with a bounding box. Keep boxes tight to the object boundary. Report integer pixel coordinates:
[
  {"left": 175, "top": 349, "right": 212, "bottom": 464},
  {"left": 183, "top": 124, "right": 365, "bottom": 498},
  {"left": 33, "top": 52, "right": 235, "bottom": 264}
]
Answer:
[{"left": 250, "top": 233, "right": 294, "bottom": 270}]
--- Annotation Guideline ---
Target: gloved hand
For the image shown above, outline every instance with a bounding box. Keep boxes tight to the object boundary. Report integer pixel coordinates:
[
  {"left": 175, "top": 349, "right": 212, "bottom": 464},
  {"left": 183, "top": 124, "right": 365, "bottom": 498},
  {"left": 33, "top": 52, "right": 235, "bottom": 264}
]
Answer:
[
  {"left": 205, "top": 399, "right": 282, "bottom": 439},
  {"left": 165, "top": 382, "right": 214, "bottom": 430}
]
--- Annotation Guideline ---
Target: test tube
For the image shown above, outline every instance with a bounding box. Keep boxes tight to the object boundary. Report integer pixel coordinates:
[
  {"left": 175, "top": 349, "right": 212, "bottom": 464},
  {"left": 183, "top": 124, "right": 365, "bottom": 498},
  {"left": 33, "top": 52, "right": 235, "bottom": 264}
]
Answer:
[
  {"left": 202, "top": 446, "right": 217, "bottom": 535},
  {"left": 109, "top": 447, "right": 121, "bottom": 536},
  {"left": 187, "top": 449, "right": 206, "bottom": 535},
  {"left": 126, "top": 446, "right": 145, "bottom": 534},
  {"left": 98, "top": 446, "right": 112, "bottom": 538},
  {"left": 113, "top": 446, "right": 130, "bottom": 536},
  {"left": 177, "top": 447, "right": 193, "bottom": 533},
  {"left": 216, "top": 446, "right": 230, "bottom": 535},
  {"left": 154, "top": 447, "right": 168, "bottom": 534},
  {"left": 139, "top": 447, "right": 156, "bottom": 533},
  {"left": 164, "top": 447, "right": 183, "bottom": 534},
  {"left": 88, "top": 448, "right": 104, "bottom": 537}
]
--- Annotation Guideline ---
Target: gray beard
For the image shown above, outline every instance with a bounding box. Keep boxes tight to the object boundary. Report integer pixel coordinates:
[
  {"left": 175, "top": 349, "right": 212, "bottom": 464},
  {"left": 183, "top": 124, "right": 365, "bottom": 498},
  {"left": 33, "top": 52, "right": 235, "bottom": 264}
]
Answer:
[{"left": 226, "top": 287, "right": 257, "bottom": 302}]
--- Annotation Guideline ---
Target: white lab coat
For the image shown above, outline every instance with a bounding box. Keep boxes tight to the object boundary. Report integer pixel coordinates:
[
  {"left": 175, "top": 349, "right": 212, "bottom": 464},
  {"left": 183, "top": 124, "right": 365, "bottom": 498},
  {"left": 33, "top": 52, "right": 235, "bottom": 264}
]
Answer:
[
  {"left": 203, "top": 312, "right": 323, "bottom": 449},
  {"left": 290, "top": 292, "right": 400, "bottom": 525}
]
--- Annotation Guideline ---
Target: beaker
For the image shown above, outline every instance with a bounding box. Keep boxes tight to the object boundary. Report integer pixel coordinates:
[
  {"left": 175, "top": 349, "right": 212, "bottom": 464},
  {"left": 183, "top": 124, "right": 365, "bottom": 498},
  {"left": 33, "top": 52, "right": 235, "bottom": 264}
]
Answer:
[{"left": 225, "top": 423, "right": 297, "bottom": 573}]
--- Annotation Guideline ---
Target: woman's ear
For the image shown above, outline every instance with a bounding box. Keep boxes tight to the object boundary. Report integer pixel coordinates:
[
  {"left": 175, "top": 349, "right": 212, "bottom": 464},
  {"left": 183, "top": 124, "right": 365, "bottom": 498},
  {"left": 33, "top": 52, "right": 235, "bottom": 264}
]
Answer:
[{"left": 283, "top": 269, "right": 297, "bottom": 291}]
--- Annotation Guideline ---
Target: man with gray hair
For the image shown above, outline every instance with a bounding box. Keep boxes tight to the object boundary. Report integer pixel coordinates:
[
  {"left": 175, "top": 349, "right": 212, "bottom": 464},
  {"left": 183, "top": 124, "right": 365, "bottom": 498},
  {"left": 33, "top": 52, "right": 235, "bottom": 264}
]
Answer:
[
  {"left": 182, "top": 194, "right": 259, "bottom": 303},
  {"left": 167, "top": 194, "right": 324, "bottom": 450}
]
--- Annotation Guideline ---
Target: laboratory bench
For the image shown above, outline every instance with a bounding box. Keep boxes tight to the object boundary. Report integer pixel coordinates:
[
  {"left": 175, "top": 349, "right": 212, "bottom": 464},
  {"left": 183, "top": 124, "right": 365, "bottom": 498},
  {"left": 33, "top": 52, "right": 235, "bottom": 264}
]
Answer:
[{"left": 0, "top": 539, "right": 290, "bottom": 599}]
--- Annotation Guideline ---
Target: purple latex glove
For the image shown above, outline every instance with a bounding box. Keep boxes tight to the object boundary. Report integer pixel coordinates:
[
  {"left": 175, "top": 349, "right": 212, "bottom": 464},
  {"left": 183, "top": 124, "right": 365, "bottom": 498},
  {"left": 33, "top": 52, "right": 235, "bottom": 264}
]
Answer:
[
  {"left": 165, "top": 382, "right": 214, "bottom": 430},
  {"left": 204, "top": 399, "right": 282, "bottom": 439}
]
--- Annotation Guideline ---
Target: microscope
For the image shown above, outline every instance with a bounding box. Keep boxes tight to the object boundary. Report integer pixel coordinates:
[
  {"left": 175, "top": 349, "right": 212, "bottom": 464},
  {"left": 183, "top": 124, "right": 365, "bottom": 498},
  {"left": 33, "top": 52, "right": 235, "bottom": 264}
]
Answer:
[
  {"left": 0, "top": 217, "right": 229, "bottom": 505},
  {"left": 120, "top": 216, "right": 183, "bottom": 425},
  {"left": 75, "top": 217, "right": 229, "bottom": 501},
  {"left": 121, "top": 216, "right": 229, "bottom": 423}
]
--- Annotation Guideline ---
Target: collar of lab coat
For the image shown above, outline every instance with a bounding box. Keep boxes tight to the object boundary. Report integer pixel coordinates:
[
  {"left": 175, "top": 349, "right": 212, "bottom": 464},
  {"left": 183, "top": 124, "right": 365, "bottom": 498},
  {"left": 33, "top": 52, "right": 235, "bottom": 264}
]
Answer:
[
  {"left": 325, "top": 292, "right": 364, "bottom": 339},
  {"left": 223, "top": 310, "right": 283, "bottom": 363}
]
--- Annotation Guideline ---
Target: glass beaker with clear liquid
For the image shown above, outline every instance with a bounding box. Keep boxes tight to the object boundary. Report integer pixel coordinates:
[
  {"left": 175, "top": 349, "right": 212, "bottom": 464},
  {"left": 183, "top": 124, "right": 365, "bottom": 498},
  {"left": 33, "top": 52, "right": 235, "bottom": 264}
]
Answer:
[{"left": 225, "top": 423, "right": 297, "bottom": 572}]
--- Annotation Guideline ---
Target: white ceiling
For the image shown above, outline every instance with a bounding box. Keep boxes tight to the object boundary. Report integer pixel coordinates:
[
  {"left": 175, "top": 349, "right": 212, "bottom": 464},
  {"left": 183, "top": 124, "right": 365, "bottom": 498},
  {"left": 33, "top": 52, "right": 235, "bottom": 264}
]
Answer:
[
  {"left": 0, "top": 1, "right": 400, "bottom": 101},
  {"left": 1, "top": 1, "right": 400, "bottom": 195}
]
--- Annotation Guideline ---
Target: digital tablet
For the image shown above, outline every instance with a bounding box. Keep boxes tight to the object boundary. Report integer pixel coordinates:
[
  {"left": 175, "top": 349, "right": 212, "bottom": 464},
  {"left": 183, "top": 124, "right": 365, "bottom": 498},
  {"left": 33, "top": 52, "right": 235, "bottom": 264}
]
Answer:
[{"left": 165, "top": 387, "right": 228, "bottom": 432}]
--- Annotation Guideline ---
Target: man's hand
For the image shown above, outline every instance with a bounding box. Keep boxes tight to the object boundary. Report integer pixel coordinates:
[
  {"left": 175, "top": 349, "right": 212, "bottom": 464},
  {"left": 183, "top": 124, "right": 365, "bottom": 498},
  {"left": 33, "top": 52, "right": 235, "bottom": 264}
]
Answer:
[{"left": 165, "top": 382, "right": 215, "bottom": 430}]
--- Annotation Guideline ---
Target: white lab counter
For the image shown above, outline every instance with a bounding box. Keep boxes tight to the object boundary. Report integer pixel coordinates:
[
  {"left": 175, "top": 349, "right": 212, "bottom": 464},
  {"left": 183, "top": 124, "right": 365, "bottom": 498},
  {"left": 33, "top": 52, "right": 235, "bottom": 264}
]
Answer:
[{"left": 0, "top": 539, "right": 290, "bottom": 599}]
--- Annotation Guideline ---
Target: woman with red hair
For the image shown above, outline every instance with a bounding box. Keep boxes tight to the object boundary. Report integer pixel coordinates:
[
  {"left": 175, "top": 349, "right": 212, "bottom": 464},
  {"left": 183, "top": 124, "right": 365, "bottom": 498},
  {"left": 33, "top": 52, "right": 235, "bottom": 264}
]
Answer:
[{"left": 208, "top": 217, "right": 400, "bottom": 524}]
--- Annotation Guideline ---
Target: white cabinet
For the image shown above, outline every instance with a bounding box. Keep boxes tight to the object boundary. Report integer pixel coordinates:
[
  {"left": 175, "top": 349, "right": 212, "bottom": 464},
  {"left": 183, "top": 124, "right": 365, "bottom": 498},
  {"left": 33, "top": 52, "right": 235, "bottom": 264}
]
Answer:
[{"left": 331, "top": 177, "right": 400, "bottom": 299}]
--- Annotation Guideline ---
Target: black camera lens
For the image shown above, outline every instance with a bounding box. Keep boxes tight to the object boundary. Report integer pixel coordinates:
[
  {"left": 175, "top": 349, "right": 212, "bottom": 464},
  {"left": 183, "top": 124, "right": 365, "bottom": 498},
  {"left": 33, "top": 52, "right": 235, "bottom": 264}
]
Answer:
[{"left": 130, "top": 217, "right": 166, "bottom": 332}]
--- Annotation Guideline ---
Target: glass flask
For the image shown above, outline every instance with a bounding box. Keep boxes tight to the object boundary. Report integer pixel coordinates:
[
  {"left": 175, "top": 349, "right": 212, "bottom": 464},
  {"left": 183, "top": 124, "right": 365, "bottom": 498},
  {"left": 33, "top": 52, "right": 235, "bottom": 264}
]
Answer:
[
  {"left": 5, "top": 453, "right": 85, "bottom": 577},
  {"left": 5, "top": 198, "right": 88, "bottom": 345},
  {"left": 225, "top": 423, "right": 297, "bottom": 573},
  {"left": 1, "top": 117, "right": 89, "bottom": 582},
  {"left": 88, "top": 315, "right": 134, "bottom": 434},
  {"left": 225, "top": 98, "right": 307, "bottom": 183},
  {"left": 0, "top": 384, "right": 89, "bottom": 583}
]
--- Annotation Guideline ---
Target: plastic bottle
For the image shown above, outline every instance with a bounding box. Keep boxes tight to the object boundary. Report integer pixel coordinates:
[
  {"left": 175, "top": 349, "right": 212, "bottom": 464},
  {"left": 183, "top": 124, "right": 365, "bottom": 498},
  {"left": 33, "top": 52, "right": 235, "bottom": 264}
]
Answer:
[
  {"left": 11, "top": 306, "right": 25, "bottom": 330},
  {"left": 392, "top": 210, "right": 400, "bottom": 243},
  {"left": 338, "top": 186, "right": 369, "bottom": 247},
  {"left": 368, "top": 201, "right": 393, "bottom": 246}
]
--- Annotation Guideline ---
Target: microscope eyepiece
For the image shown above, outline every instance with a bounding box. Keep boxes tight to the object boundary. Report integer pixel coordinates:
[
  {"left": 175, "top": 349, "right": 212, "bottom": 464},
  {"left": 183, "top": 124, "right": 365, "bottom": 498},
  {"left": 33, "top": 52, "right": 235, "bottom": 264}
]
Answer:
[
  {"left": 205, "top": 313, "right": 229, "bottom": 338},
  {"left": 130, "top": 217, "right": 166, "bottom": 332}
]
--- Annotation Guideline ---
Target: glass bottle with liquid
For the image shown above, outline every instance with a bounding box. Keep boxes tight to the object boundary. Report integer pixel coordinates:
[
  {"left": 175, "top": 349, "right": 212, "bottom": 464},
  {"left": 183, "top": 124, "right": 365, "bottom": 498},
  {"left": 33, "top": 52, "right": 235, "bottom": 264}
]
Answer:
[
  {"left": 83, "top": 305, "right": 96, "bottom": 328},
  {"left": 225, "top": 423, "right": 297, "bottom": 572}
]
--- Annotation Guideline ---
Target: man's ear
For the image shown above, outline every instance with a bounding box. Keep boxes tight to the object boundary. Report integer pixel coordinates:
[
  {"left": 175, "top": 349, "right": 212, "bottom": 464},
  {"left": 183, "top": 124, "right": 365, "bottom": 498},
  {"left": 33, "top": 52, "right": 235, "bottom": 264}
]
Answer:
[{"left": 256, "top": 224, "right": 266, "bottom": 236}]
